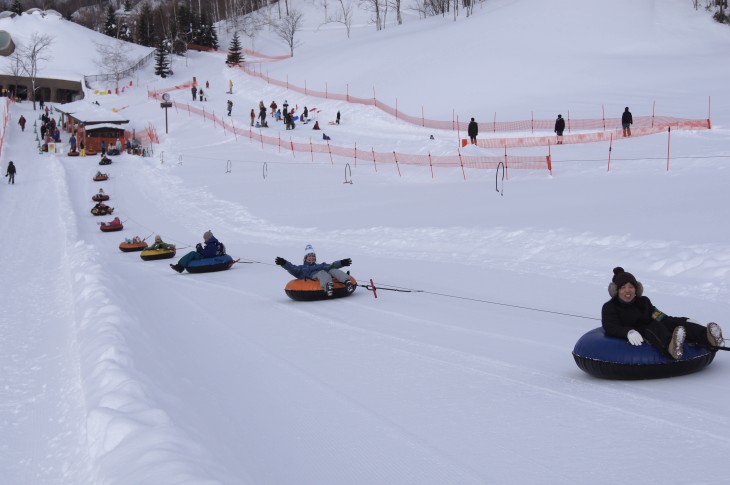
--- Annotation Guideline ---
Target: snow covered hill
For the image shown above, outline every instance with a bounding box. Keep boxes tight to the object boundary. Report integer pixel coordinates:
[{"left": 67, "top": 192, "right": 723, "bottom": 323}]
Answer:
[{"left": 2, "top": 1, "right": 730, "bottom": 484}]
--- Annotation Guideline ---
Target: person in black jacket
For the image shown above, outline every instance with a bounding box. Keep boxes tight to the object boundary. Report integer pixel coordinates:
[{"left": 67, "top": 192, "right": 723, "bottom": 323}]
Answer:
[
  {"left": 601, "top": 267, "right": 724, "bottom": 359},
  {"left": 467, "top": 117, "right": 478, "bottom": 145},
  {"left": 554, "top": 114, "right": 565, "bottom": 144},
  {"left": 5, "top": 161, "right": 16, "bottom": 184},
  {"left": 621, "top": 107, "right": 633, "bottom": 137}
]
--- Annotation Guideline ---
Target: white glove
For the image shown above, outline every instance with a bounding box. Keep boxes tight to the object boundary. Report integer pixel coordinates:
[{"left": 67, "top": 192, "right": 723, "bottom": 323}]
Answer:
[{"left": 627, "top": 330, "right": 644, "bottom": 346}]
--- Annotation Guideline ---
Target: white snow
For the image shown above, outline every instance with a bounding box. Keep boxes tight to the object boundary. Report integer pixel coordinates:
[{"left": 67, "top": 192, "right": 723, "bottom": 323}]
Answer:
[{"left": 2, "top": 1, "right": 730, "bottom": 484}]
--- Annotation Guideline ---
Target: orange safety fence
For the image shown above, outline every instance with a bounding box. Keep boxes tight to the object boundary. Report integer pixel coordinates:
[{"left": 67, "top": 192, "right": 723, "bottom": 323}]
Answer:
[
  {"left": 148, "top": 89, "right": 552, "bottom": 174},
  {"left": 463, "top": 119, "right": 710, "bottom": 149},
  {"left": 238, "top": 64, "right": 711, "bottom": 135}
]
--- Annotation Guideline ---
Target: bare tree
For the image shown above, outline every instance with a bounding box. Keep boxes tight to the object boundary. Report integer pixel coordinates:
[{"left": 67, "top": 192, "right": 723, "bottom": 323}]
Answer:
[
  {"left": 95, "top": 40, "right": 134, "bottom": 93},
  {"left": 271, "top": 10, "right": 303, "bottom": 56},
  {"left": 325, "top": 0, "right": 355, "bottom": 38},
  {"left": 360, "top": 0, "right": 383, "bottom": 30},
  {"left": 3, "top": 48, "right": 24, "bottom": 98},
  {"left": 18, "top": 33, "right": 54, "bottom": 110}
]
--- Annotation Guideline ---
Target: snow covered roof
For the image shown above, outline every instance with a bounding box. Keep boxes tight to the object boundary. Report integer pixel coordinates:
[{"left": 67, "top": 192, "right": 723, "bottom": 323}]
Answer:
[{"left": 55, "top": 100, "right": 129, "bottom": 125}]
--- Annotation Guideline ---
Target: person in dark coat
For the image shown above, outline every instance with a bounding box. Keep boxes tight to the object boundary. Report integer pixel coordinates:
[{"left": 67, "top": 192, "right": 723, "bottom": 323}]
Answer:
[
  {"left": 467, "top": 117, "right": 478, "bottom": 145},
  {"left": 602, "top": 267, "right": 724, "bottom": 359},
  {"left": 227, "top": 100, "right": 233, "bottom": 116},
  {"left": 18, "top": 115, "right": 26, "bottom": 132},
  {"left": 170, "top": 230, "right": 220, "bottom": 273},
  {"left": 621, "top": 107, "right": 633, "bottom": 137},
  {"left": 275, "top": 244, "right": 353, "bottom": 297},
  {"left": 554, "top": 114, "right": 565, "bottom": 144},
  {"left": 6, "top": 161, "right": 16, "bottom": 184},
  {"left": 336, "top": 110, "right": 341, "bottom": 125},
  {"left": 191, "top": 85, "right": 197, "bottom": 101}
]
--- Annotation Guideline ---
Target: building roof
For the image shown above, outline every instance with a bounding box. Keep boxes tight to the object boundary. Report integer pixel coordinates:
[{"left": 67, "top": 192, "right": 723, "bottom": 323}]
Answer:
[{"left": 55, "top": 100, "right": 129, "bottom": 125}]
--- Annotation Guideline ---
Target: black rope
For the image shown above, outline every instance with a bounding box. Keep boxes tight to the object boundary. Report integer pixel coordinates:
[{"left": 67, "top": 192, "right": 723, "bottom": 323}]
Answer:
[{"left": 364, "top": 281, "right": 599, "bottom": 321}]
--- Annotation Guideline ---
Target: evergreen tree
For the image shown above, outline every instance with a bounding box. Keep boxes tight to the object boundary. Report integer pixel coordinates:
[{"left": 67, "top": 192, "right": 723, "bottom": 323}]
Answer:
[
  {"left": 103, "top": 4, "right": 118, "bottom": 38},
  {"left": 226, "top": 31, "right": 243, "bottom": 66},
  {"left": 124, "top": 0, "right": 133, "bottom": 12},
  {"left": 136, "top": 3, "right": 154, "bottom": 47},
  {"left": 10, "top": 0, "right": 22, "bottom": 16},
  {"left": 154, "top": 38, "right": 171, "bottom": 78}
]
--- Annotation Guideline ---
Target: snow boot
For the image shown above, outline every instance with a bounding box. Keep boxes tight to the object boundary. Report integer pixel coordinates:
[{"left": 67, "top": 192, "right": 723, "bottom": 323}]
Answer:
[
  {"left": 170, "top": 264, "right": 184, "bottom": 273},
  {"left": 325, "top": 281, "right": 334, "bottom": 298},
  {"left": 344, "top": 280, "right": 355, "bottom": 294},
  {"left": 707, "top": 322, "right": 724, "bottom": 347},
  {"left": 668, "top": 325, "right": 686, "bottom": 360}
]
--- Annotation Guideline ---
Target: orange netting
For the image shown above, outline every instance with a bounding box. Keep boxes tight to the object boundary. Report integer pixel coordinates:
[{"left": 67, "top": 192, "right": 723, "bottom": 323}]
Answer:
[{"left": 147, "top": 88, "right": 551, "bottom": 174}]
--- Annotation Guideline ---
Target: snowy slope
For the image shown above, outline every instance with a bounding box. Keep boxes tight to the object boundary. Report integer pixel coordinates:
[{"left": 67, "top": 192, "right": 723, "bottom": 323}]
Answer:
[{"left": 2, "top": 1, "right": 730, "bottom": 484}]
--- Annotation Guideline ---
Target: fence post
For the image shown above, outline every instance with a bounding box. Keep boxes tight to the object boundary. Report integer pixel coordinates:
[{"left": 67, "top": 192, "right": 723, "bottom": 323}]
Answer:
[{"left": 666, "top": 126, "right": 671, "bottom": 171}]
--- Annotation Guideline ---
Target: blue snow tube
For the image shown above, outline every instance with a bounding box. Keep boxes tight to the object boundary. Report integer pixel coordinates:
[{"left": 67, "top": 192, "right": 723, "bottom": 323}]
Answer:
[
  {"left": 186, "top": 254, "right": 235, "bottom": 274},
  {"left": 573, "top": 327, "right": 715, "bottom": 380}
]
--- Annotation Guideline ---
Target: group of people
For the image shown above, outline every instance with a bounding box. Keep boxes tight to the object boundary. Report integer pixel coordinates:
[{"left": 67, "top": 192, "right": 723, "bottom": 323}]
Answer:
[{"left": 168, "top": 234, "right": 353, "bottom": 299}]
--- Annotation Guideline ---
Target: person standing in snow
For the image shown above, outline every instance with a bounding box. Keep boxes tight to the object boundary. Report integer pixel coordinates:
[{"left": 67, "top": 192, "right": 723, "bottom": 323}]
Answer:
[
  {"left": 275, "top": 245, "right": 353, "bottom": 298},
  {"left": 621, "top": 107, "right": 633, "bottom": 137},
  {"left": 250, "top": 109, "right": 256, "bottom": 126},
  {"left": 5, "top": 161, "right": 16, "bottom": 184},
  {"left": 18, "top": 115, "right": 26, "bottom": 132},
  {"left": 467, "top": 117, "right": 478, "bottom": 145},
  {"left": 270, "top": 100, "right": 278, "bottom": 117},
  {"left": 336, "top": 110, "right": 341, "bottom": 125},
  {"left": 602, "top": 267, "right": 724, "bottom": 360},
  {"left": 227, "top": 100, "right": 233, "bottom": 116},
  {"left": 191, "top": 85, "right": 197, "bottom": 101},
  {"left": 554, "top": 114, "right": 565, "bottom": 145}
]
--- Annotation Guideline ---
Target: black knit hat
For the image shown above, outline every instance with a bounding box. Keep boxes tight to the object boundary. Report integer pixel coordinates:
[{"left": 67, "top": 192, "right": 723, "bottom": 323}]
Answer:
[
  {"left": 612, "top": 267, "right": 638, "bottom": 288},
  {"left": 608, "top": 267, "right": 643, "bottom": 297}
]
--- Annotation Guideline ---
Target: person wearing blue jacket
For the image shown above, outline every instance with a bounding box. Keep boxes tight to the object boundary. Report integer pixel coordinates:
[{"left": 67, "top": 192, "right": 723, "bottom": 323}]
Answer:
[
  {"left": 275, "top": 244, "right": 353, "bottom": 297},
  {"left": 170, "top": 230, "right": 220, "bottom": 273}
]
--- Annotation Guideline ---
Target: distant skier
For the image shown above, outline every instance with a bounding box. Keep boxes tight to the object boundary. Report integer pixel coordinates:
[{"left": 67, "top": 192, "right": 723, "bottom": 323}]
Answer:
[{"left": 227, "top": 100, "right": 233, "bottom": 116}]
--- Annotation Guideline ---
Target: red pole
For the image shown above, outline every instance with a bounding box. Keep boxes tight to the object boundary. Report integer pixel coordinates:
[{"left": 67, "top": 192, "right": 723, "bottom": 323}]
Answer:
[
  {"left": 607, "top": 132, "right": 613, "bottom": 171},
  {"left": 422, "top": 106, "right": 425, "bottom": 127},
  {"left": 708, "top": 95, "right": 712, "bottom": 128},
  {"left": 602, "top": 104, "right": 605, "bottom": 131},
  {"left": 371, "top": 148, "right": 377, "bottom": 172},
  {"left": 458, "top": 149, "right": 466, "bottom": 181},
  {"left": 652, "top": 100, "right": 655, "bottom": 127},
  {"left": 493, "top": 112, "right": 496, "bottom": 132},
  {"left": 428, "top": 153, "right": 433, "bottom": 178}
]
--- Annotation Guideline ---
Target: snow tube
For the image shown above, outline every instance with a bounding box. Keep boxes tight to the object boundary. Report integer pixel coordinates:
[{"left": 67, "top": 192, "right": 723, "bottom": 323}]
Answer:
[
  {"left": 140, "top": 247, "right": 176, "bottom": 261},
  {"left": 91, "top": 206, "right": 114, "bottom": 216},
  {"left": 93, "top": 174, "right": 108, "bottom": 182},
  {"left": 67, "top": 151, "right": 79, "bottom": 157},
  {"left": 99, "top": 158, "right": 112, "bottom": 165},
  {"left": 573, "top": 327, "right": 715, "bottom": 380},
  {"left": 100, "top": 222, "right": 123, "bottom": 232},
  {"left": 86, "top": 149, "right": 98, "bottom": 156},
  {"left": 186, "top": 254, "right": 235, "bottom": 273},
  {"left": 119, "top": 241, "right": 148, "bottom": 252},
  {"left": 92, "top": 194, "right": 110, "bottom": 202},
  {"left": 284, "top": 275, "right": 357, "bottom": 301}
]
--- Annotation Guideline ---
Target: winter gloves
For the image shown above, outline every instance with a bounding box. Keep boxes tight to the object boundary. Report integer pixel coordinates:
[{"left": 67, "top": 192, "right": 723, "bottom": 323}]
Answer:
[
  {"left": 340, "top": 258, "right": 352, "bottom": 267},
  {"left": 627, "top": 329, "right": 644, "bottom": 346}
]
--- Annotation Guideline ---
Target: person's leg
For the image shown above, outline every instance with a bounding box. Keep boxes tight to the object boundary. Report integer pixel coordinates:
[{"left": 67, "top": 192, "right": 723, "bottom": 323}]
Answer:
[{"left": 177, "top": 251, "right": 203, "bottom": 268}]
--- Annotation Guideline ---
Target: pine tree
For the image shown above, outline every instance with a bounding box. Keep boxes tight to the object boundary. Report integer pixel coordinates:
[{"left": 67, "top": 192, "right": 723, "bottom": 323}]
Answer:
[
  {"left": 103, "top": 4, "right": 118, "bottom": 38},
  {"left": 154, "top": 39, "right": 171, "bottom": 78},
  {"left": 136, "top": 3, "right": 154, "bottom": 47},
  {"left": 10, "top": 0, "right": 22, "bottom": 16},
  {"left": 226, "top": 31, "right": 244, "bottom": 66},
  {"left": 123, "top": 0, "right": 133, "bottom": 12}
]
